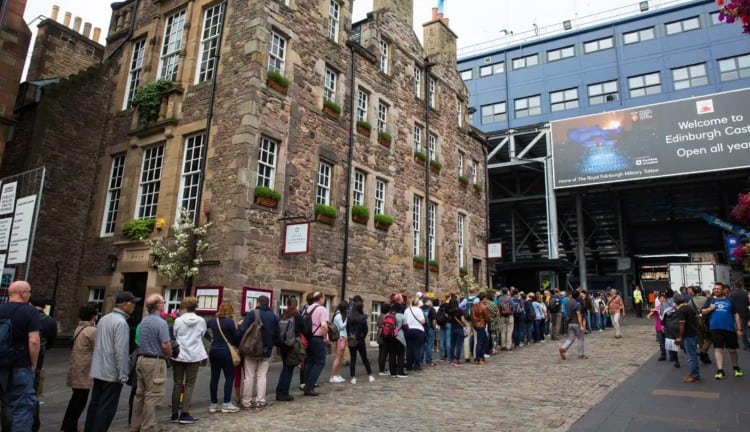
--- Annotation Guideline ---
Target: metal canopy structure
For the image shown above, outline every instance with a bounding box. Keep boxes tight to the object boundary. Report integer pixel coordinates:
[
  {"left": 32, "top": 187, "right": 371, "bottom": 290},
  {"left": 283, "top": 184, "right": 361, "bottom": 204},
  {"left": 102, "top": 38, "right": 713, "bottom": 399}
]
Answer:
[{"left": 486, "top": 126, "right": 749, "bottom": 292}]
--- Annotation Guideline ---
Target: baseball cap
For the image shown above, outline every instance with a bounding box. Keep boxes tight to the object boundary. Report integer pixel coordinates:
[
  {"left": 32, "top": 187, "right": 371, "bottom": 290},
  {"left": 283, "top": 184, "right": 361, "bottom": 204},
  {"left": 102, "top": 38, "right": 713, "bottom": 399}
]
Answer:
[{"left": 115, "top": 291, "right": 141, "bottom": 304}]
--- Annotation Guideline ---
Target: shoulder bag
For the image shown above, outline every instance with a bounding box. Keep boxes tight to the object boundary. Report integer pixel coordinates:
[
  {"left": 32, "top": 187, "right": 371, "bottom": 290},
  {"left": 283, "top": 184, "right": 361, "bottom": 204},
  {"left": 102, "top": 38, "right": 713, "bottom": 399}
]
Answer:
[{"left": 216, "top": 318, "right": 241, "bottom": 366}]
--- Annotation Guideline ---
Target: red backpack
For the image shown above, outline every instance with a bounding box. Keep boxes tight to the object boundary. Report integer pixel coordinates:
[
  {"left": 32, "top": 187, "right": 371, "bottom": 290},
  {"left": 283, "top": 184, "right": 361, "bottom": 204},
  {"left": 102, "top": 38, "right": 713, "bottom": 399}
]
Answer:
[{"left": 379, "top": 312, "right": 399, "bottom": 339}]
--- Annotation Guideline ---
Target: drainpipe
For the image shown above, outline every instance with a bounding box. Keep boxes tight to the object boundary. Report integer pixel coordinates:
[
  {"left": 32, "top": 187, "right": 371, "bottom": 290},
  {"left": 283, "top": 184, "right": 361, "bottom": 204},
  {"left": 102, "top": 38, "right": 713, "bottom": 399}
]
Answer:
[
  {"left": 341, "top": 43, "right": 357, "bottom": 301},
  {"left": 190, "top": 0, "right": 227, "bottom": 294},
  {"left": 423, "top": 60, "right": 434, "bottom": 294}
]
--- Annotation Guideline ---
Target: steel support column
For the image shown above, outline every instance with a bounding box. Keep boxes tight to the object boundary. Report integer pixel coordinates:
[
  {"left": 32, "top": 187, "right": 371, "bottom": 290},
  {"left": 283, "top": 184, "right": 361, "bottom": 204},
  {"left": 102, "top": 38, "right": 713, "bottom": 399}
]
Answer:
[{"left": 576, "top": 193, "right": 588, "bottom": 291}]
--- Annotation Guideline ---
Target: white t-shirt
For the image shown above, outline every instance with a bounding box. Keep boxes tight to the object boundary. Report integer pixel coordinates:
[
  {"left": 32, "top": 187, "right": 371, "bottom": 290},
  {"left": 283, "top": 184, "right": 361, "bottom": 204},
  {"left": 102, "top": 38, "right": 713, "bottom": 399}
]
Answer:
[{"left": 404, "top": 306, "right": 425, "bottom": 332}]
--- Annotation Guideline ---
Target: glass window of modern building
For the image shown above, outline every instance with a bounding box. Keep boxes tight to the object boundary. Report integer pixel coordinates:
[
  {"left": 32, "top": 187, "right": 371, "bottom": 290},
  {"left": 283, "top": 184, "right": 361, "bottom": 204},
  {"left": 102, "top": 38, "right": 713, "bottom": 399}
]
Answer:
[
  {"left": 623, "top": 26, "right": 655, "bottom": 44},
  {"left": 665, "top": 16, "right": 700, "bottom": 35},
  {"left": 460, "top": 69, "right": 473, "bottom": 80},
  {"left": 583, "top": 36, "right": 614, "bottom": 54},
  {"left": 514, "top": 95, "right": 541, "bottom": 118},
  {"left": 479, "top": 62, "right": 504, "bottom": 77},
  {"left": 512, "top": 54, "right": 539, "bottom": 70},
  {"left": 587, "top": 80, "right": 619, "bottom": 105},
  {"left": 718, "top": 54, "right": 750, "bottom": 81},
  {"left": 481, "top": 102, "right": 507, "bottom": 124},
  {"left": 547, "top": 45, "right": 575, "bottom": 62},
  {"left": 628, "top": 72, "right": 661, "bottom": 98},
  {"left": 671, "top": 63, "right": 708, "bottom": 90},
  {"left": 550, "top": 88, "right": 579, "bottom": 112}
]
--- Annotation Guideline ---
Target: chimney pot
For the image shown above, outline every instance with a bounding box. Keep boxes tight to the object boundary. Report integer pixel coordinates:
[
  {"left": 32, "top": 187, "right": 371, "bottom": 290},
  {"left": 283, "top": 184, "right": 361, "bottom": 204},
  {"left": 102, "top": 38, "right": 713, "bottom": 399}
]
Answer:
[
  {"left": 93, "top": 27, "right": 101, "bottom": 43},
  {"left": 83, "top": 22, "right": 92, "bottom": 38},
  {"left": 443, "top": 17, "right": 450, "bottom": 27},
  {"left": 432, "top": 7, "right": 438, "bottom": 21},
  {"left": 73, "top": 16, "right": 82, "bottom": 32},
  {"left": 63, "top": 12, "right": 71, "bottom": 27},
  {"left": 51, "top": 5, "right": 59, "bottom": 21}
]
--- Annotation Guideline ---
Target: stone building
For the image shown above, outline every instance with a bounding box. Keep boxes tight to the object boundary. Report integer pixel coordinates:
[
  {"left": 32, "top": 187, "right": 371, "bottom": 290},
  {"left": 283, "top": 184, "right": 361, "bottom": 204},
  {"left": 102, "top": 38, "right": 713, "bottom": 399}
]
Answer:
[
  {"left": 5, "top": 0, "right": 487, "bottom": 333},
  {"left": 0, "top": 0, "right": 32, "bottom": 161}
]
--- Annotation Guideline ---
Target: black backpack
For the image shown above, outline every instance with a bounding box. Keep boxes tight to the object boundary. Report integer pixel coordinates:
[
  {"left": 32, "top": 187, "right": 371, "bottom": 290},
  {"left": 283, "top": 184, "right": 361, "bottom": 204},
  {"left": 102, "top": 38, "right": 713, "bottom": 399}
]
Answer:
[
  {"left": 662, "top": 308, "right": 680, "bottom": 339},
  {"left": 302, "top": 305, "right": 320, "bottom": 340},
  {"left": 548, "top": 295, "right": 561, "bottom": 313},
  {"left": 436, "top": 305, "right": 449, "bottom": 326},
  {"left": 0, "top": 304, "right": 24, "bottom": 367}
]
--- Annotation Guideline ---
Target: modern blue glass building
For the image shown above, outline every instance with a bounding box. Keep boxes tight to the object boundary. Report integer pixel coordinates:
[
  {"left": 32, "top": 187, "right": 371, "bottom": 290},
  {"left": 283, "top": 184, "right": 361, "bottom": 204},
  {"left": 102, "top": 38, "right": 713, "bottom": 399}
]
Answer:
[{"left": 457, "top": 0, "right": 750, "bottom": 295}]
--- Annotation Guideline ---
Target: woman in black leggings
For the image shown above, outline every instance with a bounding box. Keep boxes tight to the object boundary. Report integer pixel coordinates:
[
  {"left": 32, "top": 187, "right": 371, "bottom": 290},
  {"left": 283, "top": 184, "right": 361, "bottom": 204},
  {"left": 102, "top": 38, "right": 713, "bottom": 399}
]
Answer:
[{"left": 347, "top": 301, "right": 374, "bottom": 383}]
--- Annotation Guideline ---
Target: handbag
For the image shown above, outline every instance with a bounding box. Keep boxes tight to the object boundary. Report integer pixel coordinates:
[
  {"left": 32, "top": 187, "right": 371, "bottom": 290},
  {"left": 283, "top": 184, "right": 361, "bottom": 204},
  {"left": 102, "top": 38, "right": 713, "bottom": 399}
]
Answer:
[
  {"left": 216, "top": 317, "right": 241, "bottom": 366},
  {"left": 347, "top": 335, "right": 358, "bottom": 348}
]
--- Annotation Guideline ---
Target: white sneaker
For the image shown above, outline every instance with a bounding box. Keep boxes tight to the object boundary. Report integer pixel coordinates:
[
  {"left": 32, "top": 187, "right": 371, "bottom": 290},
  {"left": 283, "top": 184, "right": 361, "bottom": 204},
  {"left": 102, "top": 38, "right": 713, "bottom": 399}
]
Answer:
[
  {"left": 209, "top": 403, "right": 219, "bottom": 413},
  {"left": 378, "top": 371, "right": 389, "bottom": 376},
  {"left": 350, "top": 377, "right": 357, "bottom": 384},
  {"left": 329, "top": 376, "right": 338, "bottom": 383},
  {"left": 221, "top": 402, "right": 240, "bottom": 413},
  {"left": 368, "top": 375, "right": 375, "bottom": 383}
]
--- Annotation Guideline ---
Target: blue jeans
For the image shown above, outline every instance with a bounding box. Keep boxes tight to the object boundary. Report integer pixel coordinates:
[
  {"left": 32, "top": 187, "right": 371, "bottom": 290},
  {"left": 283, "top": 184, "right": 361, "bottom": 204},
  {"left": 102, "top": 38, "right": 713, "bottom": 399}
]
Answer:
[
  {"left": 208, "top": 348, "right": 234, "bottom": 403},
  {"left": 593, "top": 312, "right": 602, "bottom": 331},
  {"left": 304, "top": 336, "right": 326, "bottom": 388},
  {"left": 525, "top": 321, "right": 534, "bottom": 343},
  {"left": 423, "top": 328, "right": 435, "bottom": 365},
  {"left": 84, "top": 379, "right": 122, "bottom": 432},
  {"left": 512, "top": 317, "right": 523, "bottom": 345},
  {"left": 474, "top": 327, "right": 488, "bottom": 360},
  {"left": 450, "top": 327, "right": 464, "bottom": 362},
  {"left": 585, "top": 311, "right": 592, "bottom": 332},
  {"left": 405, "top": 329, "right": 425, "bottom": 370},
  {"left": 0, "top": 367, "right": 36, "bottom": 432},
  {"left": 439, "top": 323, "right": 452, "bottom": 360},
  {"left": 683, "top": 335, "right": 699, "bottom": 378},
  {"left": 275, "top": 351, "right": 294, "bottom": 396},
  {"left": 656, "top": 331, "right": 666, "bottom": 359},
  {"left": 533, "top": 320, "right": 542, "bottom": 342}
]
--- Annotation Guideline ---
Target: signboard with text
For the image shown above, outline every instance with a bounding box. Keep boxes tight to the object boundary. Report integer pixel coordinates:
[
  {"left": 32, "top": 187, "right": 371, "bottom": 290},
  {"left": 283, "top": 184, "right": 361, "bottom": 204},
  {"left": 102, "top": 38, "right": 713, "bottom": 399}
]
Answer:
[{"left": 551, "top": 88, "right": 750, "bottom": 189}]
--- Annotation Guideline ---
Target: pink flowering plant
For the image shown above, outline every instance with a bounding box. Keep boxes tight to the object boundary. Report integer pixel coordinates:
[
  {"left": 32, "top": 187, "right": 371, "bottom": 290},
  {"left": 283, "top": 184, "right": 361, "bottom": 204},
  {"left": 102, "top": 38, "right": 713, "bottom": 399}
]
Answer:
[
  {"left": 161, "top": 308, "right": 179, "bottom": 325},
  {"left": 730, "top": 192, "right": 750, "bottom": 270},
  {"left": 716, "top": 0, "right": 750, "bottom": 33}
]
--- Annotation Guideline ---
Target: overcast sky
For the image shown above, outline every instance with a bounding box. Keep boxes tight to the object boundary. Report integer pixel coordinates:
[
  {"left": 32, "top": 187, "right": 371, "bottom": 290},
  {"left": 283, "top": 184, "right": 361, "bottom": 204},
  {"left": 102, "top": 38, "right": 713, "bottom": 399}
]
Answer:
[{"left": 23, "top": 0, "right": 693, "bottom": 62}]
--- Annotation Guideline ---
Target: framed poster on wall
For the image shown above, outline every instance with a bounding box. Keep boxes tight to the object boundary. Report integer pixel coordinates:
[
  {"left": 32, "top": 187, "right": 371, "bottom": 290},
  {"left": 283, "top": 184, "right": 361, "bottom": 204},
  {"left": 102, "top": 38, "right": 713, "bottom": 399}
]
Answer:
[
  {"left": 241, "top": 286, "right": 273, "bottom": 315},
  {"left": 194, "top": 285, "right": 223, "bottom": 314}
]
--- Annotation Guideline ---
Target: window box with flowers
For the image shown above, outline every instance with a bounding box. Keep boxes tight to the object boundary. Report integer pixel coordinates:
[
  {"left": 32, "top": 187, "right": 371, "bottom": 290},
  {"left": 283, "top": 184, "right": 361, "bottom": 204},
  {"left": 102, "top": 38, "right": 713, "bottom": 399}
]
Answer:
[
  {"left": 413, "top": 255, "right": 425, "bottom": 269},
  {"left": 267, "top": 70, "right": 290, "bottom": 95},
  {"left": 374, "top": 213, "right": 394, "bottom": 231},
  {"left": 351, "top": 204, "right": 370, "bottom": 224},
  {"left": 413, "top": 150, "right": 427, "bottom": 165},
  {"left": 315, "top": 203, "right": 337, "bottom": 226},
  {"left": 429, "top": 260, "right": 440, "bottom": 273},
  {"left": 254, "top": 185, "right": 281, "bottom": 209},
  {"left": 459, "top": 266, "right": 468, "bottom": 277},
  {"left": 122, "top": 218, "right": 156, "bottom": 241},
  {"left": 473, "top": 183, "right": 482, "bottom": 193},
  {"left": 323, "top": 99, "right": 341, "bottom": 120},
  {"left": 458, "top": 175, "right": 469, "bottom": 187},
  {"left": 429, "top": 159, "right": 442, "bottom": 174},
  {"left": 377, "top": 131, "right": 392, "bottom": 148},
  {"left": 131, "top": 80, "right": 176, "bottom": 126},
  {"left": 356, "top": 120, "right": 372, "bottom": 137}
]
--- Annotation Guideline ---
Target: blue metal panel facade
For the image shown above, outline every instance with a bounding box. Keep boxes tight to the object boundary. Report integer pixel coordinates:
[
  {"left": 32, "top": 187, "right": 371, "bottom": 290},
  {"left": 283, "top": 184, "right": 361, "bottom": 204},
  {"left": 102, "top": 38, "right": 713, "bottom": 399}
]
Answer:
[{"left": 459, "top": 0, "right": 750, "bottom": 133}]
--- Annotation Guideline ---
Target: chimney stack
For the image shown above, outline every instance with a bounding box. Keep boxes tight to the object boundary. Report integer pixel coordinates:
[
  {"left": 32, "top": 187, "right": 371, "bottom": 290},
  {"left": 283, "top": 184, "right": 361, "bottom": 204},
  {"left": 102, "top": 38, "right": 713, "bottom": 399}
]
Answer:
[
  {"left": 63, "top": 11, "right": 71, "bottom": 27},
  {"left": 373, "top": 0, "right": 414, "bottom": 28},
  {"left": 423, "top": 8, "right": 457, "bottom": 64},
  {"left": 51, "top": 5, "right": 59, "bottom": 21},
  {"left": 93, "top": 27, "right": 101, "bottom": 43},
  {"left": 73, "top": 16, "right": 82, "bottom": 32},
  {"left": 83, "top": 22, "right": 92, "bottom": 38}
]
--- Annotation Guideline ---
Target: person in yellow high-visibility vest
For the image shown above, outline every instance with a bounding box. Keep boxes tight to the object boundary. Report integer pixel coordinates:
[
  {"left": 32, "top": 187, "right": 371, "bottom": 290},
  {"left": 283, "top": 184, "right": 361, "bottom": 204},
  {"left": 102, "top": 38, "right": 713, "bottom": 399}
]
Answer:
[{"left": 633, "top": 285, "right": 644, "bottom": 318}]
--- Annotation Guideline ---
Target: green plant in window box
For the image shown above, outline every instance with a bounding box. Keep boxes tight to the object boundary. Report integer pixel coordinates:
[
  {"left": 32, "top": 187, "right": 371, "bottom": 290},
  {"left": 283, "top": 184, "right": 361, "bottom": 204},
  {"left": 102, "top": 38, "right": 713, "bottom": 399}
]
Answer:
[
  {"left": 254, "top": 186, "right": 281, "bottom": 208},
  {"left": 351, "top": 204, "right": 370, "bottom": 224},
  {"left": 374, "top": 213, "right": 394, "bottom": 230},
  {"left": 131, "top": 80, "right": 175, "bottom": 125},
  {"left": 266, "top": 70, "right": 291, "bottom": 94},
  {"left": 413, "top": 151, "right": 427, "bottom": 162},
  {"left": 356, "top": 120, "right": 372, "bottom": 134},
  {"left": 122, "top": 218, "right": 156, "bottom": 241},
  {"left": 315, "top": 203, "right": 337, "bottom": 225},
  {"left": 429, "top": 159, "right": 442, "bottom": 172},
  {"left": 458, "top": 175, "right": 469, "bottom": 185},
  {"left": 377, "top": 131, "right": 392, "bottom": 146},
  {"left": 429, "top": 260, "right": 440, "bottom": 272},
  {"left": 413, "top": 255, "right": 425, "bottom": 269},
  {"left": 473, "top": 183, "right": 482, "bottom": 193},
  {"left": 323, "top": 99, "right": 342, "bottom": 118},
  {"left": 459, "top": 266, "right": 468, "bottom": 276}
]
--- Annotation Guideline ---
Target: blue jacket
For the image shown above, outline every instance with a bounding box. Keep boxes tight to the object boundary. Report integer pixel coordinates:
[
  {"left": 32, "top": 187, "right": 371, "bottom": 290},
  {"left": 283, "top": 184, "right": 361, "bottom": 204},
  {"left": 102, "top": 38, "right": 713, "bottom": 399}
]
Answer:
[{"left": 236, "top": 305, "right": 279, "bottom": 358}]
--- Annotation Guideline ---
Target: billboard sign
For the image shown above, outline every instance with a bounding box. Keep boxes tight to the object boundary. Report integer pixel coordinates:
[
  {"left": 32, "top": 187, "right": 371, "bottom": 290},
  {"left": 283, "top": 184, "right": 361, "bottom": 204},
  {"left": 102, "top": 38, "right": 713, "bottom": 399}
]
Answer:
[{"left": 551, "top": 88, "right": 750, "bottom": 189}]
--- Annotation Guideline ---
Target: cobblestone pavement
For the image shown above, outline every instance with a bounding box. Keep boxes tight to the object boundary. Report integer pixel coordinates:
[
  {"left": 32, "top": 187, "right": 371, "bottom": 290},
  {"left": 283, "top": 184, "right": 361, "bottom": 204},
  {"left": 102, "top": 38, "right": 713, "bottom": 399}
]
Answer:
[{"left": 39, "top": 319, "right": 656, "bottom": 432}]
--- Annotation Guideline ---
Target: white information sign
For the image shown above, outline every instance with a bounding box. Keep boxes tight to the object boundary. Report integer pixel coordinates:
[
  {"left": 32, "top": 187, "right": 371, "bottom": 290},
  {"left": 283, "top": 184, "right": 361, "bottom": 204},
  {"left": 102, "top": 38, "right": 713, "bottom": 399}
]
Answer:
[
  {"left": 0, "top": 182, "right": 17, "bottom": 215},
  {"left": 0, "top": 218, "right": 12, "bottom": 250},
  {"left": 7, "top": 195, "right": 36, "bottom": 265},
  {"left": 487, "top": 242, "right": 503, "bottom": 259},
  {"left": 283, "top": 222, "right": 310, "bottom": 255}
]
